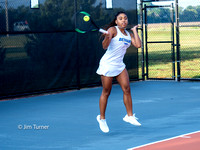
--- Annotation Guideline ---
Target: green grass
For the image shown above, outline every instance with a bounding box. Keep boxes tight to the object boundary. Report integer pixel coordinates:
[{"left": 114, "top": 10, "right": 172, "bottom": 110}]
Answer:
[
  {"left": 0, "top": 35, "right": 28, "bottom": 61},
  {"left": 1, "top": 26, "right": 199, "bottom": 80},
  {"left": 138, "top": 24, "right": 200, "bottom": 79},
  {"left": 0, "top": 35, "right": 27, "bottom": 48}
]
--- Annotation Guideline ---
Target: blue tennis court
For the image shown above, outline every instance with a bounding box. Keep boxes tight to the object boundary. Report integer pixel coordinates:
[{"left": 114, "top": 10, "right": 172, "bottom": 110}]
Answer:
[{"left": 0, "top": 81, "right": 200, "bottom": 150}]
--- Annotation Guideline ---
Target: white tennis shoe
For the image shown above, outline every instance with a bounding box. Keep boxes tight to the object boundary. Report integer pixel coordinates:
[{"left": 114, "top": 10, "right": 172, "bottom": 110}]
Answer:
[
  {"left": 96, "top": 115, "right": 109, "bottom": 133},
  {"left": 123, "top": 114, "right": 141, "bottom": 126}
]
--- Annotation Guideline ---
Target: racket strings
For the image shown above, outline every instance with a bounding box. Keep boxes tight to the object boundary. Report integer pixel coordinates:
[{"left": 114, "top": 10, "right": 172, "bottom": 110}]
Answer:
[{"left": 75, "top": 12, "right": 98, "bottom": 33}]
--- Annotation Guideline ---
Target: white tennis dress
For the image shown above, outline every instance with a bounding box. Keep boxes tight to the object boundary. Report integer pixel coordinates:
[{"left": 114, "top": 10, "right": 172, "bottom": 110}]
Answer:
[{"left": 96, "top": 26, "right": 131, "bottom": 77}]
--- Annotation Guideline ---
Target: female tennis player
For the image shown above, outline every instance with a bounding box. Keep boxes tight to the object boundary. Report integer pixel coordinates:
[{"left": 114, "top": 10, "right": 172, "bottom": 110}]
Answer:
[{"left": 96, "top": 11, "right": 142, "bottom": 133}]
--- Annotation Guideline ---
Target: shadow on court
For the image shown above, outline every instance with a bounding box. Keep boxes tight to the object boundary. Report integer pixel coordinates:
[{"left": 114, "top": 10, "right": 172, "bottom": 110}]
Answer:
[{"left": 0, "top": 81, "right": 200, "bottom": 150}]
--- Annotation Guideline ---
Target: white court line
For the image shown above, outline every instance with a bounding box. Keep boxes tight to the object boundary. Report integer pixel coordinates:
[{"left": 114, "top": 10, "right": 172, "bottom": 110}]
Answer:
[{"left": 127, "top": 130, "right": 200, "bottom": 150}]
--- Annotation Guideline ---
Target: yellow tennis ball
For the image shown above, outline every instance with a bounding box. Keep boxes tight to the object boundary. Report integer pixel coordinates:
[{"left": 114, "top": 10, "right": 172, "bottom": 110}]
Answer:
[{"left": 83, "top": 15, "right": 90, "bottom": 22}]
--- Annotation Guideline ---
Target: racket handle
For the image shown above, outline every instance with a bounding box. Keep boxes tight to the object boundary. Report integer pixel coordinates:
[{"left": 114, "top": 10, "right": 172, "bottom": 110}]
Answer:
[{"left": 99, "top": 28, "right": 108, "bottom": 34}]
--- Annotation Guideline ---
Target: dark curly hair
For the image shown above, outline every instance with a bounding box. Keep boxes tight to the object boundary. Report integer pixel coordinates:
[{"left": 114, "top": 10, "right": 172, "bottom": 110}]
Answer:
[{"left": 105, "top": 11, "right": 127, "bottom": 30}]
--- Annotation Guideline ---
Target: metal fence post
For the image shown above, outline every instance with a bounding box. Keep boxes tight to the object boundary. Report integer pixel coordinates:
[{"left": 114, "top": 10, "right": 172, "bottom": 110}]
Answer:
[
  {"left": 144, "top": 4, "right": 149, "bottom": 80},
  {"left": 140, "top": 0, "right": 145, "bottom": 80},
  {"left": 171, "top": 3, "right": 175, "bottom": 80},
  {"left": 74, "top": 0, "right": 81, "bottom": 89},
  {"left": 175, "top": 0, "right": 181, "bottom": 81}
]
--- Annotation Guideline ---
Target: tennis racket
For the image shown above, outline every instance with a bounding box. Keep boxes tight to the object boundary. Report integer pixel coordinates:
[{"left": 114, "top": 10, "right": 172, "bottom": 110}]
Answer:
[{"left": 75, "top": 11, "right": 108, "bottom": 34}]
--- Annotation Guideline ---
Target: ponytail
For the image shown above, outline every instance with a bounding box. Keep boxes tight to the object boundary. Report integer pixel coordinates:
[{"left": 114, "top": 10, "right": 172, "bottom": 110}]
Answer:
[
  {"left": 105, "top": 11, "right": 127, "bottom": 30},
  {"left": 100, "top": 11, "right": 127, "bottom": 39}
]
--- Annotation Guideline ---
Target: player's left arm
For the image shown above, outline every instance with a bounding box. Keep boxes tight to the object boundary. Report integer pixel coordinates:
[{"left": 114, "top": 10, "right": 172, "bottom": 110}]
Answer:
[{"left": 130, "top": 25, "right": 141, "bottom": 48}]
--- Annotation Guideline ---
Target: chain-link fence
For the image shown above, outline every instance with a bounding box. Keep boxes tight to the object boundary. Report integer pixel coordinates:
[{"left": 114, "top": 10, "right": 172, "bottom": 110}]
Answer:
[
  {"left": 138, "top": 0, "right": 200, "bottom": 80},
  {"left": 179, "top": 3, "right": 200, "bottom": 80},
  {"left": 145, "top": 6, "right": 174, "bottom": 79},
  {"left": 0, "top": 0, "right": 138, "bottom": 99}
]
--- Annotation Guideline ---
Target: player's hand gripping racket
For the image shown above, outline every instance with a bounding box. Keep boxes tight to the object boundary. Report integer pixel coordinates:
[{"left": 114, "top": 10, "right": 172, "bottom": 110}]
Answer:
[{"left": 75, "top": 11, "right": 108, "bottom": 34}]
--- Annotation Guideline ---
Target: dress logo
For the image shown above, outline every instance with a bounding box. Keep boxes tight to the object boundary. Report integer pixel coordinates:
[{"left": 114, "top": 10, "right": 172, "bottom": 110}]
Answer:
[{"left": 119, "top": 38, "right": 131, "bottom": 45}]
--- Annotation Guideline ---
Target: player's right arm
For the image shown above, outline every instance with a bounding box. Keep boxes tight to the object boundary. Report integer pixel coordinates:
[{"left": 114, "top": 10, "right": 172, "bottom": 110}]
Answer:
[{"left": 102, "top": 27, "right": 116, "bottom": 50}]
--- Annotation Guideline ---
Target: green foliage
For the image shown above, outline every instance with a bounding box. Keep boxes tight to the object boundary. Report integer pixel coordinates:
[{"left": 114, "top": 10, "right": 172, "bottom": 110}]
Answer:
[
  {"left": 180, "top": 5, "right": 199, "bottom": 22},
  {"left": 23, "top": 0, "right": 136, "bottom": 68},
  {"left": 139, "top": 5, "right": 200, "bottom": 23}
]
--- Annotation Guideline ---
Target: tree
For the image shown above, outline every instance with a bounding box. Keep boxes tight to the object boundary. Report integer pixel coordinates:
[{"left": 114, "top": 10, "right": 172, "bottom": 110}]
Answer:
[
  {"left": 181, "top": 6, "right": 198, "bottom": 22},
  {"left": 25, "top": 0, "right": 101, "bottom": 69},
  {"left": 196, "top": 6, "right": 200, "bottom": 21}
]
